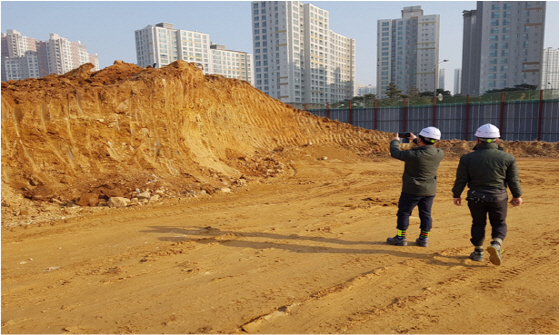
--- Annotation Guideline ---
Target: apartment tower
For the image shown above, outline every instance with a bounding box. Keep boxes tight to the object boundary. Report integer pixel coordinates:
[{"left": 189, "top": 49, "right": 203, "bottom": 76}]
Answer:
[
  {"left": 454, "top": 68, "right": 462, "bottom": 95},
  {"left": 438, "top": 68, "right": 445, "bottom": 90},
  {"left": 461, "top": 1, "right": 546, "bottom": 95},
  {"left": 377, "top": 6, "right": 441, "bottom": 98},
  {"left": 251, "top": 1, "right": 356, "bottom": 104},
  {"left": 135, "top": 23, "right": 253, "bottom": 84},
  {"left": 541, "top": 47, "right": 559, "bottom": 90},
  {"left": 2, "top": 29, "right": 99, "bottom": 81}
]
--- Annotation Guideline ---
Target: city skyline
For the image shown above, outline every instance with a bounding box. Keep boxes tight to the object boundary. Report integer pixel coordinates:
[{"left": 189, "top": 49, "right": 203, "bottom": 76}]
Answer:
[{"left": 2, "top": 1, "right": 559, "bottom": 95}]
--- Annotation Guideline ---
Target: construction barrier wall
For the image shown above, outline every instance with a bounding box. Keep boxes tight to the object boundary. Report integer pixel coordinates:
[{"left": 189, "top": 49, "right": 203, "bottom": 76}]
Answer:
[{"left": 304, "top": 95, "right": 559, "bottom": 142}]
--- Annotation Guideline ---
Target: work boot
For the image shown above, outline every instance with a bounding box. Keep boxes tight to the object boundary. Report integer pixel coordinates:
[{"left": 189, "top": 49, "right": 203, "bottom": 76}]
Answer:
[
  {"left": 415, "top": 237, "right": 429, "bottom": 247},
  {"left": 469, "top": 250, "right": 485, "bottom": 262},
  {"left": 487, "top": 243, "right": 504, "bottom": 266},
  {"left": 386, "top": 236, "right": 407, "bottom": 246}
]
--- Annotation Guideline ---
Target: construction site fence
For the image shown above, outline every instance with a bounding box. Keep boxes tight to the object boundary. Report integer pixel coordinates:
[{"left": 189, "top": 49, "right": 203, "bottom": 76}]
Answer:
[{"left": 292, "top": 90, "right": 559, "bottom": 142}]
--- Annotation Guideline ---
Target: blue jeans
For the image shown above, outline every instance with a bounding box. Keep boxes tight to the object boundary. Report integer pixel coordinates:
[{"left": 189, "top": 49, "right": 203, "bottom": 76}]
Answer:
[{"left": 396, "top": 192, "right": 435, "bottom": 232}]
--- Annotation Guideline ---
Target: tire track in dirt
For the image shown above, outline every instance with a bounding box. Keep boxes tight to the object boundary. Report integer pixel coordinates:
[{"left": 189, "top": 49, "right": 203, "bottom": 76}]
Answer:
[{"left": 233, "top": 240, "right": 558, "bottom": 334}]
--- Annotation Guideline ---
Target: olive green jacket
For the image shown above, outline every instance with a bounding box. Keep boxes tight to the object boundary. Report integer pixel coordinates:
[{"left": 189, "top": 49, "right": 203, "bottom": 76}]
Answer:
[
  {"left": 390, "top": 140, "right": 444, "bottom": 196},
  {"left": 452, "top": 142, "right": 522, "bottom": 198}
]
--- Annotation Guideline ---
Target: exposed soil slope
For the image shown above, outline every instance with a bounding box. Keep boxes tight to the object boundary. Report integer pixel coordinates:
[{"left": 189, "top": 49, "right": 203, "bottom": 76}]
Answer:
[
  {"left": 1, "top": 60, "right": 557, "bottom": 226},
  {"left": 1, "top": 61, "right": 387, "bottom": 213}
]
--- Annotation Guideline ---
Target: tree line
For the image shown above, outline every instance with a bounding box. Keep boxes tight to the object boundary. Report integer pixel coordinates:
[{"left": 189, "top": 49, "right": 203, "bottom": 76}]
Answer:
[{"left": 328, "top": 82, "right": 544, "bottom": 108}]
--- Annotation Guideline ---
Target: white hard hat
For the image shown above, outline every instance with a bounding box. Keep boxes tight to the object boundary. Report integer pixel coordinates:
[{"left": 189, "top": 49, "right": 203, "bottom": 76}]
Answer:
[
  {"left": 475, "top": 123, "right": 500, "bottom": 138},
  {"left": 419, "top": 126, "right": 441, "bottom": 141}
]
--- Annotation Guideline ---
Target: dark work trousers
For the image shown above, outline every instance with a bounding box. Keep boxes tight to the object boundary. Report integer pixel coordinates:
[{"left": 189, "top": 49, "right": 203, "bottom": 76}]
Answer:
[
  {"left": 396, "top": 192, "right": 435, "bottom": 232},
  {"left": 467, "top": 198, "right": 508, "bottom": 246}
]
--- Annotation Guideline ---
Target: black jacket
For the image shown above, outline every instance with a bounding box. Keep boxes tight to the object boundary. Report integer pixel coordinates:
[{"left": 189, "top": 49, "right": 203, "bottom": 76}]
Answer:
[
  {"left": 452, "top": 142, "right": 522, "bottom": 198},
  {"left": 390, "top": 140, "right": 444, "bottom": 196}
]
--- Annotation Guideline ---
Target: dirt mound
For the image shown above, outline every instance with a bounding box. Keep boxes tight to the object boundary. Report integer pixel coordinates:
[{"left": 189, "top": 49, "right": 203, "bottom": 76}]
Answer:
[
  {"left": 436, "top": 139, "right": 559, "bottom": 158},
  {"left": 2, "top": 60, "right": 557, "bottom": 226},
  {"left": 1, "top": 61, "right": 388, "bottom": 224}
]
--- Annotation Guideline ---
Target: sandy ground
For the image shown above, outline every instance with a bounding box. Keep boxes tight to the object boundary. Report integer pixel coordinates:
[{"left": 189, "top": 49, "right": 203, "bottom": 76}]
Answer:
[{"left": 2, "top": 154, "right": 558, "bottom": 334}]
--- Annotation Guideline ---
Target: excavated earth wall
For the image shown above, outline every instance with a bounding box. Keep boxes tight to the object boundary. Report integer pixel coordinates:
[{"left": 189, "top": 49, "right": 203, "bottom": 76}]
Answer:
[
  {"left": 1, "top": 60, "right": 558, "bottom": 226},
  {"left": 1, "top": 61, "right": 388, "bottom": 220}
]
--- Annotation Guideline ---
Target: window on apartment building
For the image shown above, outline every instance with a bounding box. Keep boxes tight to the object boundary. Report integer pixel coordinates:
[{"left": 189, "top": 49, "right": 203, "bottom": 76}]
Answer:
[
  {"left": 503, "top": 3, "right": 511, "bottom": 10},
  {"left": 491, "top": 12, "right": 500, "bottom": 18},
  {"left": 490, "top": 35, "right": 498, "bottom": 41},
  {"left": 491, "top": 20, "right": 499, "bottom": 26},
  {"left": 502, "top": 19, "right": 510, "bottom": 25}
]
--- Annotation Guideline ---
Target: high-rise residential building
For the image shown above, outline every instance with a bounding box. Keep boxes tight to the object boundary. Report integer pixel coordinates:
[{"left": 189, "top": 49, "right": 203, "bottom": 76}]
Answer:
[
  {"left": 134, "top": 23, "right": 253, "bottom": 84},
  {"left": 1, "top": 29, "right": 99, "bottom": 82},
  {"left": 461, "top": 1, "right": 546, "bottom": 95},
  {"left": 355, "top": 83, "right": 375, "bottom": 96},
  {"left": 438, "top": 68, "right": 445, "bottom": 90},
  {"left": 541, "top": 47, "right": 559, "bottom": 90},
  {"left": 250, "top": 1, "right": 356, "bottom": 104},
  {"left": 454, "top": 68, "right": 462, "bottom": 95},
  {"left": 377, "top": 6, "right": 441, "bottom": 98}
]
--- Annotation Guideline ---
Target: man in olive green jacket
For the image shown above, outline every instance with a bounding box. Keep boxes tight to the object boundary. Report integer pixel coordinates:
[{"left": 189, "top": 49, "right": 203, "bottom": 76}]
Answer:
[
  {"left": 387, "top": 127, "right": 444, "bottom": 247},
  {"left": 452, "top": 124, "right": 522, "bottom": 266}
]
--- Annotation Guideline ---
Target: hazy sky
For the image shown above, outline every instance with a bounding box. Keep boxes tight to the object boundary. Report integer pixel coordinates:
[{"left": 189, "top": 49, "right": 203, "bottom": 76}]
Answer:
[{"left": 2, "top": 1, "right": 559, "bottom": 93}]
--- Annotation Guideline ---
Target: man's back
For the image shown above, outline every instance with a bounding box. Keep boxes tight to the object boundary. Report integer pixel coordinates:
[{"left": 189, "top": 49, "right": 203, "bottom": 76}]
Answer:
[
  {"left": 453, "top": 142, "right": 521, "bottom": 197},
  {"left": 390, "top": 141, "right": 444, "bottom": 196}
]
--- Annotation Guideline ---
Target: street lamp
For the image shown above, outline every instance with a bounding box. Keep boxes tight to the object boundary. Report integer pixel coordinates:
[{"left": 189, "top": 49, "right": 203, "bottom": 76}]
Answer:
[{"left": 432, "top": 59, "right": 449, "bottom": 97}]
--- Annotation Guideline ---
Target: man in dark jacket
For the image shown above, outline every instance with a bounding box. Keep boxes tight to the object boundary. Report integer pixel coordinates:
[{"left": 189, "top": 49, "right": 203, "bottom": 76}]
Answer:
[
  {"left": 452, "top": 123, "right": 522, "bottom": 266},
  {"left": 387, "top": 127, "right": 444, "bottom": 247}
]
